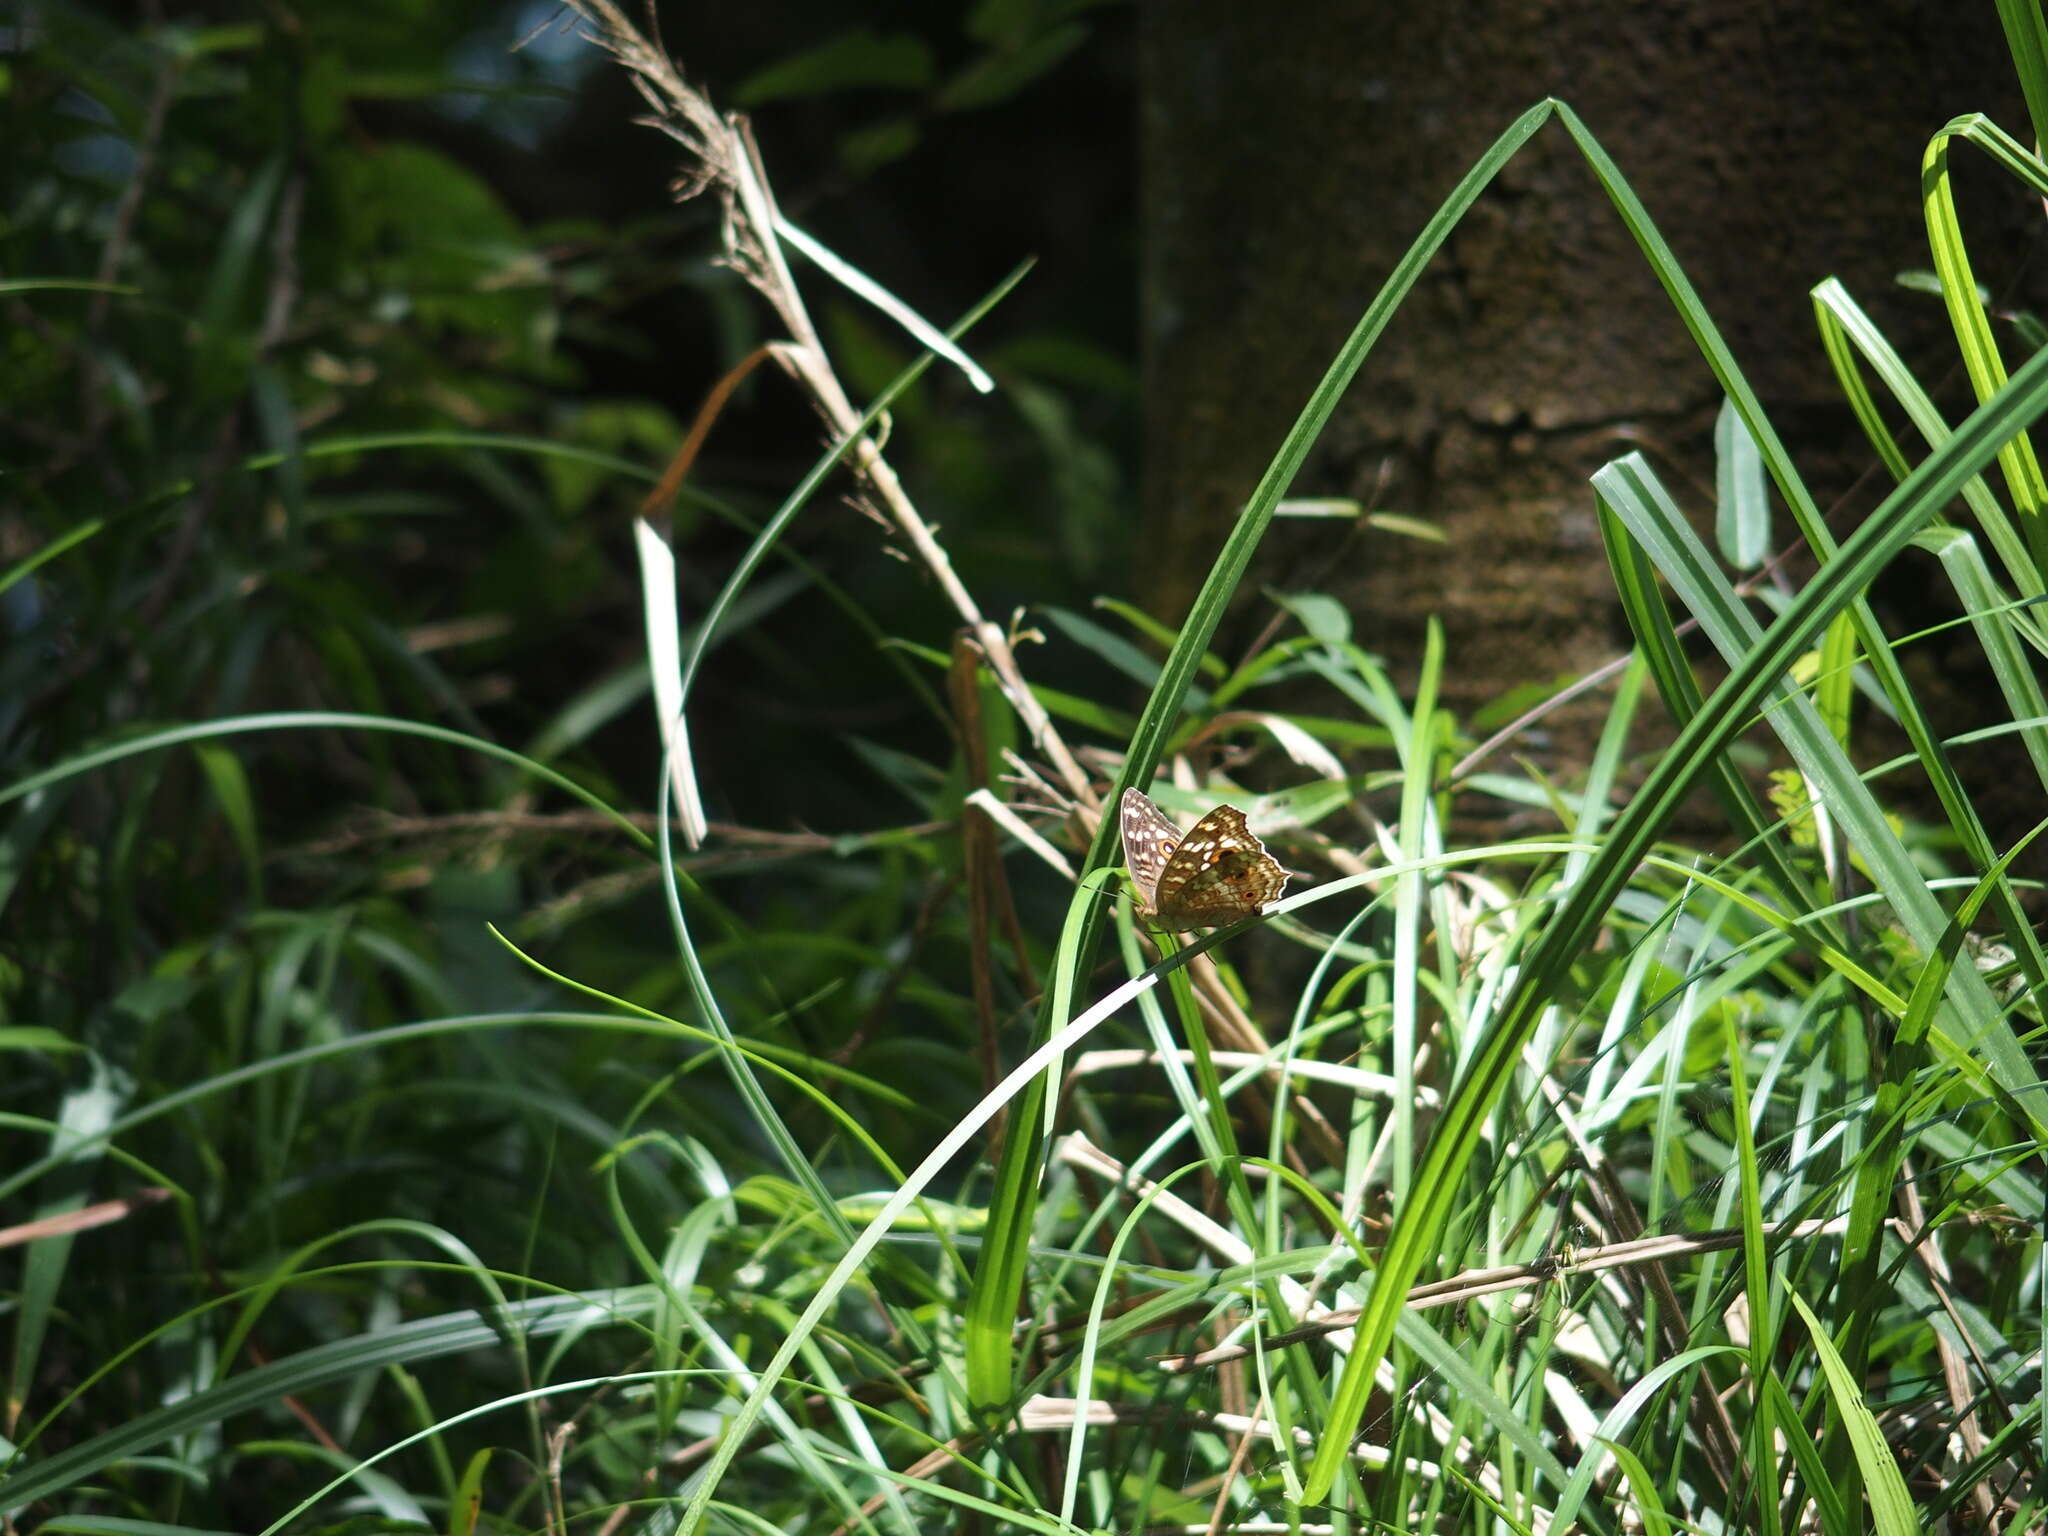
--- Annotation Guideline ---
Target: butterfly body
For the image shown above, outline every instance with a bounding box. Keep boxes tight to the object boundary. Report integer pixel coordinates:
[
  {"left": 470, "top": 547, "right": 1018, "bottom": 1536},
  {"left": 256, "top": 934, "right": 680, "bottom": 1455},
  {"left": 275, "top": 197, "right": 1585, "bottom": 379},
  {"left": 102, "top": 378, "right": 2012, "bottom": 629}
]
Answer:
[{"left": 1119, "top": 788, "right": 1288, "bottom": 928}]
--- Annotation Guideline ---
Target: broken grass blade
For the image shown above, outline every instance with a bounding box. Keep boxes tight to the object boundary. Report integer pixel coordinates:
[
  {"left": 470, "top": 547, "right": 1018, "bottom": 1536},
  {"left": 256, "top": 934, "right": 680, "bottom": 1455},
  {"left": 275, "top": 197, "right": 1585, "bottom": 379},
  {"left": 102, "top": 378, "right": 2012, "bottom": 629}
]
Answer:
[{"left": 776, "top": 215, "right": 996, "bottom": 394}]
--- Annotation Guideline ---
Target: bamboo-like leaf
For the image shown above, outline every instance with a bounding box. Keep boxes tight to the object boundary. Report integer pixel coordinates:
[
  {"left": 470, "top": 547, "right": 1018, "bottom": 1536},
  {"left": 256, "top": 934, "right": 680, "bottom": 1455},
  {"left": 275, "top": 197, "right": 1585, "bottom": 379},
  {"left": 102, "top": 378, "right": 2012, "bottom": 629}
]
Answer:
[
  {"left": 1994, "top": 0, "right": 2048, "bottom": 154},
  {"left": 1715, "top": 395, "right": 1770, "bottom": 569},
  {"left": 1790, "top": 1293, "right": 1923, "bottom": 1536},
  {"left": 1301, "top": 99, "right": 2048, "bottom": 1507},
  {"left": 1922, "top": 112, "right": 2048, "bottom": 565},
  {"left": 1595, "top": 452, "right": 2037, "bottom": 1094}
]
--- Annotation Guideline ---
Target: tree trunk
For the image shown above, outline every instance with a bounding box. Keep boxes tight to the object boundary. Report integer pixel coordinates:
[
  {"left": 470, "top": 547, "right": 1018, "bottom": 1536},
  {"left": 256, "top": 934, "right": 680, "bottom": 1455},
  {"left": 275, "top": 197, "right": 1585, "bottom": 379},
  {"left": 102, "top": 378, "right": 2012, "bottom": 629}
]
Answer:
[{"left": 1141, "top": 1, "right": 2033, "bottom": 799}]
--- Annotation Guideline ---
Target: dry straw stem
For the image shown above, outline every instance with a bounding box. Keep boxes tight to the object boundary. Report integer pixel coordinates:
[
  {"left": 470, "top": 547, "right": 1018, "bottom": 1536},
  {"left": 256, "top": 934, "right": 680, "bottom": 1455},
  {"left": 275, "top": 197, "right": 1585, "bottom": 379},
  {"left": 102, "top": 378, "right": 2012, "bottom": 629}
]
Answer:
[
  {"left": 555, "top": 0, "right": 1097, "bottom": 818},
  {"left": 1054, "top": 1131, "right": 1520, "bottom": 1511},
  {"left": 1154, "top": 1217, "right": 1849, "bottom": 1375}
]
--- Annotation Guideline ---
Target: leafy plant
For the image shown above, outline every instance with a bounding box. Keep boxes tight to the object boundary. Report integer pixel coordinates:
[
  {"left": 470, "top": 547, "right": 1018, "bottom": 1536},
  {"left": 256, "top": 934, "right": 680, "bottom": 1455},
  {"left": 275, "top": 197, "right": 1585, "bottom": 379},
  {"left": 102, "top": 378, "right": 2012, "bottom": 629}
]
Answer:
[{"left": 4, "top": 3, "right": 2045, "bottom": 1534}]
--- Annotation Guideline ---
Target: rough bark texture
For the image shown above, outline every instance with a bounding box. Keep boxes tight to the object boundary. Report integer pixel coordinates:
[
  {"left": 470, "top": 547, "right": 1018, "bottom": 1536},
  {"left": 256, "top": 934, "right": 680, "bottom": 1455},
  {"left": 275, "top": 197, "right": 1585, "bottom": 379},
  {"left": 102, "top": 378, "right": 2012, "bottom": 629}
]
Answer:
[{"left": 1142, "top": 1, "right": 2040, "bottom": 822}]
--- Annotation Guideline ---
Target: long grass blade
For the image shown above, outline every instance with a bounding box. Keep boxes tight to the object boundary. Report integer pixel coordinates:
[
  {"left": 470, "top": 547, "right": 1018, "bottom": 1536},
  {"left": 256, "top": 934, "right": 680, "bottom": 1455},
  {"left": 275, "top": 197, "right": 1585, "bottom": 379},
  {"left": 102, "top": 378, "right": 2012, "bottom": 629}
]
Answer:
[
  {"left": 966, "top": 94, "right": 1557, "bottom": 1420},
  {"left": 1302, "top": 103, "right": 2048, "bottom": 1507}
]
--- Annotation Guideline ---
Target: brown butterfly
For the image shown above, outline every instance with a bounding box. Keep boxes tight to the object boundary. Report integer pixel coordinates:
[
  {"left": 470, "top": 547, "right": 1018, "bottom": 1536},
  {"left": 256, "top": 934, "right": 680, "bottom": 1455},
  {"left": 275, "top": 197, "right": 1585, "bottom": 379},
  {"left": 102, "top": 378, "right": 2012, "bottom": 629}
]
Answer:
[{"left": 1119, "top": 787, "right": 1288, "bottom": 929}]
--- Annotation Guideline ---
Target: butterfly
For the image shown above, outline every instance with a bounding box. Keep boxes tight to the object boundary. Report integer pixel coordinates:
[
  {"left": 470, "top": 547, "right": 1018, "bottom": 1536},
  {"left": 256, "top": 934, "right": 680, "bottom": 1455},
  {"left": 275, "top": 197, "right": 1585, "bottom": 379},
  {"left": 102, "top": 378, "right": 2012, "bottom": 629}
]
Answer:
[{"left": 1118, "top": 787, "right": 1289, "bottom": 929}]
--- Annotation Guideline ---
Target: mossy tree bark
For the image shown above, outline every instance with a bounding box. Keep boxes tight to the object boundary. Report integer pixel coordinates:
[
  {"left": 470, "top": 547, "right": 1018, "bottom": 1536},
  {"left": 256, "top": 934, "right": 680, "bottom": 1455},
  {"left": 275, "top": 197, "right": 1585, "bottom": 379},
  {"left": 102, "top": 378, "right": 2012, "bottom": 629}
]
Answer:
[{"left": 1142, "top": 2, "right": 2035, "bottom": 808}]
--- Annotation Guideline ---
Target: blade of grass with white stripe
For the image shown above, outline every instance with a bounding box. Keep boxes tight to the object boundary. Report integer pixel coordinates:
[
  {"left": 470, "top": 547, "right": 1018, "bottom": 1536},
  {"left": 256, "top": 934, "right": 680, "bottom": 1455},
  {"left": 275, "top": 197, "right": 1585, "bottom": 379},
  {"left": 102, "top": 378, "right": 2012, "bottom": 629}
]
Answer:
[
  {"left": 1789, "top": 1293, "right": 1921, "bottom": 1536},
  {"left": 1918, "top": 527, "right": 2048, "bottom": 791},
  {"left": 1390, "top": 620, "right": 1446, "bottom": 1196},
  {"left": 1811, "top": 277, "right": 2038, "bottom": 597},
  {"left": 964, "top": 97, "right": 1557, "bottom": 1416},
  {"left": 635, "top": 520, "right": 708, "bottom": 847},
  {"left": 1577, "top": 107, "right": 2044, "bottom": 981},
  {"left": 1302, "top": 109, "right": 2048, "bottom": 1506},
  {"left": 1595, "top": 451, "right": 2037, "bottom": 1098},
  {"left": 1922, "top": 112, "right": 2048, "bottom": 559},
  {"left": 1595, "top": 492, "right": 1831, "bottom": 939},
  {"left": 643, "top": 264, "right": 1028, "bottom": 1261},
  {"left": 1722, "top": 985, "right": 1783, "bottom": 1536},
  {"left": 774, "top": 216, "right": 995, "bottom": 394}
]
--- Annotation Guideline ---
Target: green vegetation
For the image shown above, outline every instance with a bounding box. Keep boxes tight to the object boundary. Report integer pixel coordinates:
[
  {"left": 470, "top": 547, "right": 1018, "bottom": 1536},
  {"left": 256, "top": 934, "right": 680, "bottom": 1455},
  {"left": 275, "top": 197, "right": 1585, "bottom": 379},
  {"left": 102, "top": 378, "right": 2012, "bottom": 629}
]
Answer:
[{"left": 5, "top": 4, "right": 2044, "bottom": 1533}]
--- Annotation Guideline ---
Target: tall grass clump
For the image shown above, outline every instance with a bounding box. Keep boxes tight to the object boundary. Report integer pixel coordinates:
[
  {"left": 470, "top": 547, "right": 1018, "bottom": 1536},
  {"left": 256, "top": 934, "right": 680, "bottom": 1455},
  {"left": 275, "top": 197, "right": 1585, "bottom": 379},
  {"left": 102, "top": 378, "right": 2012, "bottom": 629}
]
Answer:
[{"left": 4, "top": 4, "right": 2046, "bottom": 1534}]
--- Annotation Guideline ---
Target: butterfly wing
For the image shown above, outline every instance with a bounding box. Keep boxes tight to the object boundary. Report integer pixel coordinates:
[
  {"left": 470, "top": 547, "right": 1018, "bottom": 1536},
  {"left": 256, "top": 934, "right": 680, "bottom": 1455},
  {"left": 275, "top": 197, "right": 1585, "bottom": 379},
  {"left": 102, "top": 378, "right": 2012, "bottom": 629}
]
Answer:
[
  {"left": 1151, "top": 803, "right": 1288, "bottom": 928},
  {"left": 1120, "top": 788, "right": 1183, "bottom": 911}
]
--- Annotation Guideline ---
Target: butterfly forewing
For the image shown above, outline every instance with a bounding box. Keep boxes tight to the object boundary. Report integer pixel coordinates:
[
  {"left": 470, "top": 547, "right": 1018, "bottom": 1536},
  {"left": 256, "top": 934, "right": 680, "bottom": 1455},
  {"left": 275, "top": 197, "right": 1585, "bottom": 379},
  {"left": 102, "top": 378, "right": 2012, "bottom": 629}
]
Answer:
[
  {"left": 1120, "top": 789, "right": 1287, "bottom": 929},
  {"left": 1119, "top": 787, "right": 1183, "bottom": 902}
]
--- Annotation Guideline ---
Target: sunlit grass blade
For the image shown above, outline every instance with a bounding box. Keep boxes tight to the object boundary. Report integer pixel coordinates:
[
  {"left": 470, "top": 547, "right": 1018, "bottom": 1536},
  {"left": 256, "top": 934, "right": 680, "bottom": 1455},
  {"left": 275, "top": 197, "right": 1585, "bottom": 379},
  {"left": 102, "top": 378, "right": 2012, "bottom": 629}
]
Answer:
[
  {"left": 967, "top": 93, "right": 1556, "bottom": 1421},
  {"left": 1722, "top": 989, "right": 1782, "bottom": 1536},
  {"left": 1595, "top": 452, "right": 2035, "bottom": 1088},
  {"left": 1389, "top": 619, "right": 1445, "bottom": 1196},
  {"left": 1790, "top": 1293, "right": 1921, "bottom": 1536},
  {"left": 1811, "top": 277, "right": 2038, "bottom": 598},
  {"left": 1918, "top": 526, "right": 2048, "bottom": 793},
  {"left": 1302, "top": 102, "right": 2048, "bottom": 1508},
  {"left": 1995, "top": 0, "right": 2048, "bottom": 151},
  {"left": 634, "top": 519, "right": 708, "bottom": 847},
  {"left": 1922, "top": 112, "right": 2048, "bottom": 559}
]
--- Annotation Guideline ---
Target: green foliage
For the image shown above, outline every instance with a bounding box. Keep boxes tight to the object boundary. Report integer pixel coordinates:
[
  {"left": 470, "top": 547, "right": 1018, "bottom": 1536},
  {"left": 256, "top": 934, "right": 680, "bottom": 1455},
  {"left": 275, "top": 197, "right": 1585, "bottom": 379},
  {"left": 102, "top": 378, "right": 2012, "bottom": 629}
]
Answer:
[{"left": 4, "top": 2, "right": 2046, "bottom": 1535}]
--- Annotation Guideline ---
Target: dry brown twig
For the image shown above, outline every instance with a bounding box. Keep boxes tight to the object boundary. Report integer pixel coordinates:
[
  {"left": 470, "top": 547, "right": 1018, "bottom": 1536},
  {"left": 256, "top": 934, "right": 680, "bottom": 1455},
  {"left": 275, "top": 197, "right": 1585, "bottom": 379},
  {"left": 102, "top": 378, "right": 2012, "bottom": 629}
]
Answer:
[{"left": 555, "top": 0, "right": 1097, "bottom": 827}]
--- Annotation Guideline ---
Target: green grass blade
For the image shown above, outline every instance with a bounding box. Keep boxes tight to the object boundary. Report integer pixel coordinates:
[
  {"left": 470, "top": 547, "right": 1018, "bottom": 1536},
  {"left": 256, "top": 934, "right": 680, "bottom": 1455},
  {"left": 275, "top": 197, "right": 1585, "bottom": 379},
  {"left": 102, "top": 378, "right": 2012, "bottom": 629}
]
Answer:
[
  {"left": 1920, "top": 526, "right": 2048, "bottom": 793},
  {"left": 1994, "top": 0, "right": 2048, "bottom": 154},
  {"left": 1923, "top": 113, "right": 2048, "bottom": 556},
  {"left": 0, "top": 713, "right": 646, "bottom": 845},
  {"left": 1595, "top": 491, "right": 1831, "bottom": 936},
  {"left": 1715, "top": 395, "right": 1770, "bottom": 569},
  {"left": 1302, "top": 110, "right": 2048, "bottom": 1508},
  {"left": 1789, "top": 1293, "right": 1923, "bottom": 1536},
  {"left": 1723, "top": 998, "right": 1781, "bottom": 1536},
  {"left": 966, "top": 96, "right": 1559, "bottom": 1419},
  {"left": 1594, "top": 452, "right": 2035, "bottom": 1088},
  {"left": 1811, "top": 278, "right": 2038, "bottom": 596},
  {"left": 0, "top": 1291, "right": 664, "bottom": 1513}
]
